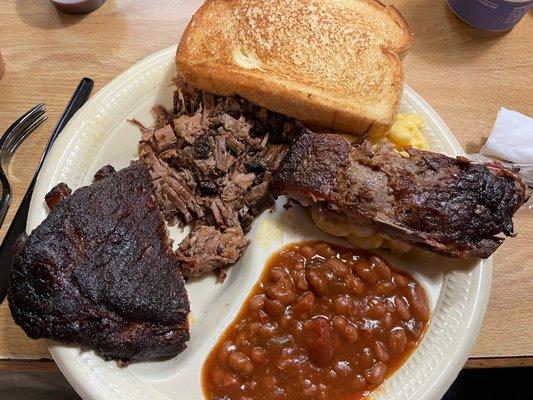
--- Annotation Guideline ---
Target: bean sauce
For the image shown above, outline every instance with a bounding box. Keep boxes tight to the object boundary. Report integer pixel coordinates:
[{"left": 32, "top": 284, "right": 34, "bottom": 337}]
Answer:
[{"left": 202, "top": 241, "right": 430, "bottom": 400}]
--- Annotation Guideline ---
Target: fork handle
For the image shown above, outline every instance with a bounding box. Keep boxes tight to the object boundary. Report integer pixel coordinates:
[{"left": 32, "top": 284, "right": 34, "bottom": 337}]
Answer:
[{"left": 0, "top": 78, "right": 94, "bottom": 303}]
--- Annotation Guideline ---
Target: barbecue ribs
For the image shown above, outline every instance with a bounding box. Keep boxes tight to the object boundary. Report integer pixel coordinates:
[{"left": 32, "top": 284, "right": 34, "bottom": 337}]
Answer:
[{"left": 273, "top": 131, "right": 527, "bottom": 259}]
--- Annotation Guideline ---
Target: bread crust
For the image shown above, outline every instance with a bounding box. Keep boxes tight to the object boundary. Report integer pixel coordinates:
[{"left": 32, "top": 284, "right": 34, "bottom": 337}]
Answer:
[{"left": 374, "top": 1, "right": 412, "bottom": 54}]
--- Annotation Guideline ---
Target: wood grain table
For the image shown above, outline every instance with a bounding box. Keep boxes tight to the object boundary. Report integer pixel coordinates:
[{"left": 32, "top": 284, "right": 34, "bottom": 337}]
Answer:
[{"left": 0, "top": 0, "right": 532, "bottom": 373}]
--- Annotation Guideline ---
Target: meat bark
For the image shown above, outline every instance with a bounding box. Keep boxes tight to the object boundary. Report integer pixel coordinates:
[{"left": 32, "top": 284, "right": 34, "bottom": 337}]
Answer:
[
  {"left": 273, "top": 131, "right": 527, "bottom": 259},
  {"left": 8, "top": 162, "right": 190, "bottom": 362}
]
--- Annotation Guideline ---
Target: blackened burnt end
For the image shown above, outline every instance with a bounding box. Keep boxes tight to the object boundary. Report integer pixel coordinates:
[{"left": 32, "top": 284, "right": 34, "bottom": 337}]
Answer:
[
  {"left": 8, "top": 162, "right": 190, "bottom": 362},
  {"left": 44, "top": 183, "right": 72, "bottom": 209},
  {"left": 93, "top": 164, "right": 116, "bottom": 181}
]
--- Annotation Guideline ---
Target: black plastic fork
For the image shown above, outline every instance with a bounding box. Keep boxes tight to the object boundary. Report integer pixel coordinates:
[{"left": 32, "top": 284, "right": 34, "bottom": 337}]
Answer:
[{"left": 0, "top": 104, "right": 47, "bottom": 227}]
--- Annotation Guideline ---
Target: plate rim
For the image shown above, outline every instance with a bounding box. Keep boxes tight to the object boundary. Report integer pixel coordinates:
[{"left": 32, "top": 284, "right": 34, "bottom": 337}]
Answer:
[{"left": 28, "top": 45, "right": 492, "bottom": 400}]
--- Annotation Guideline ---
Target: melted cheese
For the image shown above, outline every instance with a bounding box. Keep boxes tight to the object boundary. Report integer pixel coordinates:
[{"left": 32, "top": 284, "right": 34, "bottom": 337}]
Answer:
[{"left": 387, "top": 113, "right": 428, "bottom": 150}]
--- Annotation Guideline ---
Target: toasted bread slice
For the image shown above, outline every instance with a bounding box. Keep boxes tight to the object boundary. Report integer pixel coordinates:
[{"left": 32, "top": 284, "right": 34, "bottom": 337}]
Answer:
[{"left": 176, "top": 0, "right": 411, "bottom": 134}]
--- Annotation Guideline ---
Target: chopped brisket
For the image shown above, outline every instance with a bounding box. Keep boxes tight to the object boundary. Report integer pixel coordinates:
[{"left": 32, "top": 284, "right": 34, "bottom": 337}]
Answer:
[
  {"left": 8, "top": 162, "right": 190, "bottom": 362},
  {"left": 273, "top": 131, "right": 527, "bottom": 259},
  {"left": 245, "top": 181, "right": 272, "bottom": 216},
  {"left": 138, "top": 82, "right": 301, "bottom": 278},
  {"left": 177, "top": 225, "right": 249, "bottom": 279},
  {"left": 153, "top": 125, "right": 176, "bottom": 151}
]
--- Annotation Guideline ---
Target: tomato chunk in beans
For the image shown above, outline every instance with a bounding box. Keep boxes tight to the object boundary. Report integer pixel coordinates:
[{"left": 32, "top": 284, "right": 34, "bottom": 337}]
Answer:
[{"left": 202, "top": 241, "right": 430, "bottom": 400}]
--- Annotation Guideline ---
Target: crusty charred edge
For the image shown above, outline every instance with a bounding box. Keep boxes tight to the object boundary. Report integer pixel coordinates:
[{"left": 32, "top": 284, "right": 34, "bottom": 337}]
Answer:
[
  {"left": 272, "top": 130, "right": 350, "bottom": 200},
  {"left": 408, "top": 148, "right": 529, "bottom": 214},
  {"left": 369, "top": 215, "right": 503, "bottom": 259},
  {"left": 11, "top": 233, "right": 28, "bottom": 256},
  {"left": 93, "top": 164, "right": 116, "bottom": 182},
  {"left": 485, "top": 162, "right": 529, "bottom": 213},
  {"left": 8, "top": 162, "right": 191, "bottom": 362},
  {"left": 44, "top": 183, "right": 72, "bottom": 210},
  {"left": 407, "top": 148, "right": 528, "bottom": 235}
]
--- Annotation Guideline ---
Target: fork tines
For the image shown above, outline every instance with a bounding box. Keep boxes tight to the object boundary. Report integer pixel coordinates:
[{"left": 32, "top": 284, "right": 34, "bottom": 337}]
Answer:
[
  {"left": 0, "top": 104, "right": 47, "bottom": 163},
  {"left": 0, "top": 103, "right": 47, "bottom": 228}
]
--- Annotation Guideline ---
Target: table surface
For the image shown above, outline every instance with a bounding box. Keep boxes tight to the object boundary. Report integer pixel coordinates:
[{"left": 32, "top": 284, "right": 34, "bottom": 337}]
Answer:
[{"left": 0, "top": 0, "right": 532, "bottom": 369}]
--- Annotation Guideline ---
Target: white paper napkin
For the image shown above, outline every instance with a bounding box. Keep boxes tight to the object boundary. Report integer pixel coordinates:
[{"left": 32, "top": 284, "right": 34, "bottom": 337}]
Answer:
[{"left": 480, "top": 107, "right": 533, "bottom": 164}]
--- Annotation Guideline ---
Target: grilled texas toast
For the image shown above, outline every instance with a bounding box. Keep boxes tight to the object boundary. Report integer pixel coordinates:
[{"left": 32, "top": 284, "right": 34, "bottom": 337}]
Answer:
[{"left": 176, "top": 0, "right": 411, "bottom": 135}]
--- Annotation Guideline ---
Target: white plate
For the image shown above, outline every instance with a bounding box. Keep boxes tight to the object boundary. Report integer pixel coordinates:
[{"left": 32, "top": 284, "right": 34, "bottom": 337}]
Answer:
[{"left": 28, "top": 45, "right": 491, "bottom": 400}]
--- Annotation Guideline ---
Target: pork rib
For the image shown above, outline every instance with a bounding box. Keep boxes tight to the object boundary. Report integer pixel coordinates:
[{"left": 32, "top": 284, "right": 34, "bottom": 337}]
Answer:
[{"left": 272, "top": 131, "right": 527, "bottom": 259}]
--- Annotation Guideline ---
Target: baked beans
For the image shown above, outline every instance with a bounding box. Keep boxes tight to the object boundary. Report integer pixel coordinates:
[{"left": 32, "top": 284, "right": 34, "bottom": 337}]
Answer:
[{"left": 202, "top": 241, "right": 430, "bottom": 400}]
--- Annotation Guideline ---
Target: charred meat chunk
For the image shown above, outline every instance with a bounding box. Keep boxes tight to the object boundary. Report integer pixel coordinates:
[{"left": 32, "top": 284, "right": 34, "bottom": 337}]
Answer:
[
  {"left": 44, "top": 182, "right": 71, "bottom": 209},
  {"left": 93, "top": 164, "right": 116, "bottom": 182},
  {"left": 8, "top": 162, "right": 190, "bottom": 362}
]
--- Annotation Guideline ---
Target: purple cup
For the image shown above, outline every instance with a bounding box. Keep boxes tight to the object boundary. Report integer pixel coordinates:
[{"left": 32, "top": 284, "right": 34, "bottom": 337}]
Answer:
[{"left": 447, "top": 0, "right": 532, "bottom": 31}]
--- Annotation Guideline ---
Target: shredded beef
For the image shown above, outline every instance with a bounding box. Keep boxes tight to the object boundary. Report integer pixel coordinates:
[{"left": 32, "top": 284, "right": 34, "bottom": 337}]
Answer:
[
  {"left": 138, "top": 81, "right": 300, "bottom": 279},
  {"left": 177, "top": 225, "right": 249, "bottom": 279}
]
